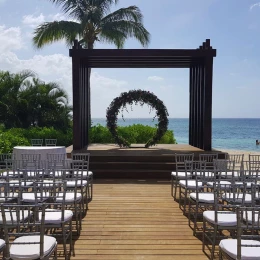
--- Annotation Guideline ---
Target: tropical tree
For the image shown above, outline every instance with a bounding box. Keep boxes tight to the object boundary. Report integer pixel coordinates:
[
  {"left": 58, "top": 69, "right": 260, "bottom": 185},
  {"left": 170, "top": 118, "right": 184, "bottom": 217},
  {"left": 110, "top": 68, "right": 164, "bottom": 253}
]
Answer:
[
  {"left": 0, "top": 70, "right": 72, "bottom": 129},
  {"left": 19, "top": 78, "right": 72, "bottom": 129},
  {"left": 0, "top": 70, "right": 36, "bottom": 128},
  {"left": 32, "top": 0, "right": 150, "bottom": 128},
  {"left": 33, "top": 0, "right": 150, "bottom": 49}
]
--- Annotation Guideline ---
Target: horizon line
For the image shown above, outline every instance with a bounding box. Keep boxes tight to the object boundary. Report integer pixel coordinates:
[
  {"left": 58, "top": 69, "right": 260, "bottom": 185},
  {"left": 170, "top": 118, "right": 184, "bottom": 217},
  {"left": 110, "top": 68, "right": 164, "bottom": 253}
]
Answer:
[{"left": 92, "top": 117, "right": 260, "bottom": 119}]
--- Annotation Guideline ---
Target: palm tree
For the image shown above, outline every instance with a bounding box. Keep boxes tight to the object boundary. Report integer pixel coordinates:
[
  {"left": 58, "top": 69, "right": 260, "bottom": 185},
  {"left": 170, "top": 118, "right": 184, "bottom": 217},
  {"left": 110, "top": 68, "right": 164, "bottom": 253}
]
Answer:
[
  {"left": 33, "top": 0, "right": 150, "bottom": 49},
  {"left": 0, "top": 70, "right": 72, "bottom": 129},
  {"left": 19, "top": 78, "right": 72, "bottom": 129},
  {"left": 33, "top": 0, "right": 150, "bottom": 134},
  {"left": 0, "top": 70, "right": 36, "bottom": 128}
]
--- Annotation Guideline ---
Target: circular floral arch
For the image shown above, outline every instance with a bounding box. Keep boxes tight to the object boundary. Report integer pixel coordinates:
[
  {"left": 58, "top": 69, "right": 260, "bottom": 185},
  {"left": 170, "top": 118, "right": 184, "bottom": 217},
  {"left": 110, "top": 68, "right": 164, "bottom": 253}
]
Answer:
[{"left": 106, "top": 89, "right": 169, "bottom": 148}]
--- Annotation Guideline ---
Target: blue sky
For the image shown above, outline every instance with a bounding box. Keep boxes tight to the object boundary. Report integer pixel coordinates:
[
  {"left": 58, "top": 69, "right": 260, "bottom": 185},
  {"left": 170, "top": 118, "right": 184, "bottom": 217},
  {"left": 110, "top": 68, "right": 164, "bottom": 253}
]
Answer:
[{"left": 0, "top": 0, "right": 260, "bottom": 118}]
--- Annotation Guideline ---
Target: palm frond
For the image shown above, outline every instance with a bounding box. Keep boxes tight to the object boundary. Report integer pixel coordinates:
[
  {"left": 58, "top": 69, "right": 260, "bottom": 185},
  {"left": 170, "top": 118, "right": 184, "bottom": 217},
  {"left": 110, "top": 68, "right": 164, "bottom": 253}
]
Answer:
[
  {"left": 100, "top": 20, "right": 150, "bottom": 47},
  {"left": 17, "top": 70, "right": 37, "bottom": 82},
  {"left": 93, "top": 0, "right": 119, "bottom": 15},
  {"left": 48, "top": 0, "right": 79, "bottom": 13},
  {"left": 33, "top": 21, "right": 81, "bottom": 48},
  {"left": 99, "top": 27, "right": 126, "bottom": 48},
  {"left": 102, "top": 6, "right": 143, "bottom": 24}
]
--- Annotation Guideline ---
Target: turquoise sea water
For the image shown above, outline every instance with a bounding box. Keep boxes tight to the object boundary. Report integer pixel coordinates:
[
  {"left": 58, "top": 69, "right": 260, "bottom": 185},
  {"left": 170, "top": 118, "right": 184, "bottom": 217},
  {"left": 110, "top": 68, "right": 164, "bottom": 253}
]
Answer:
[{"left": 92, "top": 118, "right": 260, "bottom": 152}]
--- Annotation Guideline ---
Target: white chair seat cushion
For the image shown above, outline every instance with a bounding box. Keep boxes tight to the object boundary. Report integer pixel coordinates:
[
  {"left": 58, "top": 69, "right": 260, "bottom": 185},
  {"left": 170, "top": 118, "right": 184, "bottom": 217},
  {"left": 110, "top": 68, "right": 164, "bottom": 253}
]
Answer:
[
  {"left": 48, "top": 170, "right": 70, "bottom": 177},
  {"left": 171, "top": 171, "right": 191, "bottom": 179},
  {"left": 1, "top": 171, "right": 22, "bottom": 177},
  {"left": 39, "top": 209, "right": 73, "bottom": 224},
  {"left": 207, "top": 180, "right": 231, "bottom": 187},
  {"left": 193, "top": 171, "right": 215, "bottom": 177},
  {"left": 189, "top": 192, "right": 214, "bottom": 203},
  {"left": 22, "top": 192, "right": 50, "bottom": 202},
  {"left": 0, "top": 238, "right": 5, "bottom": 250},
  {"left": 235, "top": 181, "right": 254, "bottom": 188},
  {"left": 36, "top": 180, "right": 54, "bottom": 186},
  {"left": 9, "top": 180, "right": 33, "bottom": 187},
  {"left": 251, "top": 172, "right": 260, "bottom": 178},
  {"left": 222, "top": 193, "right": 252, "bottom": 204},
  {"left": 0, "top": 192, "right": 19, "bottom": 202},
  {"left": 10, "top": 235, "right": 57, "bottom": 260},
  {"left": 67, "top": 180, "right": 87, "bottom": 187},
  {"left": 0, "top": 210, "right": 31, "bottom": 224},
  {"left": 26, "top": 171, "right": 44, "bottom": 177},
  {"left": 56, "top": 192, "right": 82, "bottom": 203},
  {"left": 179, "top": 180, "right": 202, "bottom": 188},
  {"left": 219, "top": 171, "right": 240, "bottom": 178},
  {"left": 80, "top": 171, "right": 93, "bottom": 177},
  {"left": 219, "top": 239, "right": 260, "bottom": 260},
  {"left": 203, "top": 211, "right": 237, "bottom": 226}
]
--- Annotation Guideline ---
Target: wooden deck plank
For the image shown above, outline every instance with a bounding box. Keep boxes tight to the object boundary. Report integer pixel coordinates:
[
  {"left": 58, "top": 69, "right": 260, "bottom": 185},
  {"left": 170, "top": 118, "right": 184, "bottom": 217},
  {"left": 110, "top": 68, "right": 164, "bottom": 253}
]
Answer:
[{"left": 59, "top": 179, "right": 208, "bottom": 260}]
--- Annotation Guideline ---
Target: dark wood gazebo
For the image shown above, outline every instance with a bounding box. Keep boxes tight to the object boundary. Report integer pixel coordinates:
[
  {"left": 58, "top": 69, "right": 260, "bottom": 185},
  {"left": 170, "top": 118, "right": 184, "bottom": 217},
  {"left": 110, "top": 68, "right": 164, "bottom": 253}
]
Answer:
[{"left": 69, "top": 39, "right": 216, "bottom": 151}]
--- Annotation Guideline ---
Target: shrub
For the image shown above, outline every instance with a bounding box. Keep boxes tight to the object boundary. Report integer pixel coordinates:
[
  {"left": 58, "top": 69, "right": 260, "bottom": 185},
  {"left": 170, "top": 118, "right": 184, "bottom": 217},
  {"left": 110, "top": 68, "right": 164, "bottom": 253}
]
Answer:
[
  {"left": 90, "top": 124, "right": 176, "bottom": 145},
  {"left": 0, "top": 127, "right": 72, "bottom": 153},
  {"left": 0, "top": 124, "right": 176, "bottom": 153},
  {"left": 0, "top": 131, "right": 30, "bottom": 153},
  {"left": 25, "top": 127, "right": 72, "bottom": 147}
]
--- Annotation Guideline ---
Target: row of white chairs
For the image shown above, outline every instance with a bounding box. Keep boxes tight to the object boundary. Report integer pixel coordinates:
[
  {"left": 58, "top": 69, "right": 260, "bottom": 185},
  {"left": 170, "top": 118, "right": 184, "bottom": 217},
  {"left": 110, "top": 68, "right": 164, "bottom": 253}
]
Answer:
[
  {"left": 0, "top": 153, "right": 93, "bottom": 259},
  {"left": 0, "top": 204, "right": 58, "bottom": 259},
  {"left": 171, "top": 153, "right": 260, "bottom": 259},
  {"left": 31, "top": 139, "right": 57, "bottom": 146},
  {"left": 0, "top": 180, "right": 76, "bottom": 259},
  {"left": 171, "top": 153, "right": 260, "bottom": 200},
  {"left": 1, "top": 152, "right": 93, "bottom": 202}
]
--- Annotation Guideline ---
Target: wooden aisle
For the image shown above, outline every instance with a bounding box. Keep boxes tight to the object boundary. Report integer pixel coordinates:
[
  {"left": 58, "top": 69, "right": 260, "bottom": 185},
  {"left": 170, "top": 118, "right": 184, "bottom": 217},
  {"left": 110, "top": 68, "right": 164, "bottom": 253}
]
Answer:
[{"left": 61, "top": 179, "right": 208, "bottom": 260}]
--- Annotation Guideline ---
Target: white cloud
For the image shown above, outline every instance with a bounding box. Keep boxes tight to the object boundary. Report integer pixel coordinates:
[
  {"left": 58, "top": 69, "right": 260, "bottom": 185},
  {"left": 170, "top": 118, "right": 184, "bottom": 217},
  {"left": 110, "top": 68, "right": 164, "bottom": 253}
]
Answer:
[
  {"left": 0, "top": 49, "right": 130, "bottom": 115},
  {"left": 0, "top": 0, "right": 6, "bottom": 4},
  {"left": 250, "top": 2, "right": 260, "bottom": 10},
  {"left": 22, "top": 12, "right": 76, "bottom": 29},
  {"left": 0, "top": 51, "right": 72, "bottom": 99},
  {"left": 147, "top": 76, "right": 164, "bottom": 81},
  {"left": 0, "top": 25, "right": 23, "bottom": 52},
  {"left": 91, "top": 72, "right": 129, "bottom": 116},
  {"left": 22, "top": 14, "right": 45, "bottom": 28},
  {"left": 48, "top": 13, "right": 67, "bottom": 21}
]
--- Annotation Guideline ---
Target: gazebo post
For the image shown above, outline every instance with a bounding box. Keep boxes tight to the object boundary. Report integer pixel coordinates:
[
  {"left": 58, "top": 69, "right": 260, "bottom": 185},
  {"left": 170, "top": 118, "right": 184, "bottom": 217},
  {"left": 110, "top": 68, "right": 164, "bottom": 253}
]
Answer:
[
  {"left": 202, "top": 39, "right": 213, "bottom": 150},
  {"left": 203, "top": 55, "right": 213, "bottom": 150},
  {"left": 71, "top": 40, "right": 90, "bottom": 150}
]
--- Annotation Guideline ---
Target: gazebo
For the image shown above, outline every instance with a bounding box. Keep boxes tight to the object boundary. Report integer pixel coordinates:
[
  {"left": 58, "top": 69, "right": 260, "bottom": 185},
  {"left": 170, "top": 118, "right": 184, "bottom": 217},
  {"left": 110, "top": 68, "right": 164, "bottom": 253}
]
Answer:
[{"left": 69, "top": 39, "right": 216, "bottom": 151}]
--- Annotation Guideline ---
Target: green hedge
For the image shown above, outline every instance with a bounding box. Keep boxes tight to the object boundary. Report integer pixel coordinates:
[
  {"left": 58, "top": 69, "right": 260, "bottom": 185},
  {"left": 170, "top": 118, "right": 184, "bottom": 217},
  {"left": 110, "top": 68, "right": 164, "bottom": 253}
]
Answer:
[
  {"left": 90, "top": 124, "right": 176, "bottom": 145},
  {"left": 0, "top": 131, "right": 30, "bottom": 153},
  {"left": 0, "top": 127, "right": 72, "bottom": 153},
  {"left": 0, "top": 124, "right": 176, "bottom": 153}
]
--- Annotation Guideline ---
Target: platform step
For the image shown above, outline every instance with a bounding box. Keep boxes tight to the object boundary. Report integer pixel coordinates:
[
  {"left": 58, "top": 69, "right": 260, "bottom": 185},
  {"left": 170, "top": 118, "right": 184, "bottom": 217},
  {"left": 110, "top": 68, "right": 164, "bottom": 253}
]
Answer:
[
  {"left": 90, "top": 156, "right": 175, "bottom": 163},
  {"left": 90, "top": 161, "right": 175, "bottom": 171},
  {"left": 91, "top": 169, "right": 171, "bottom": 179}
]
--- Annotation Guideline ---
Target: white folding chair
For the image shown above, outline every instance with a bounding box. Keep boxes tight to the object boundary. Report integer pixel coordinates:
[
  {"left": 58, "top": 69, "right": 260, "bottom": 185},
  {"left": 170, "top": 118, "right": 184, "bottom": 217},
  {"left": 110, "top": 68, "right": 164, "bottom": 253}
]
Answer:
[
  {"left": 21, "top": 153, "right": 42, "bottom": 170},
  {"left": 36, "top": 181, "right": 73, "bottom": 259},
  {"left": 47, "top": 153, "right": 66, "bottom": 170},
  {"left": 188, "top": 169, "right": 216, "bottom": 236},
  {"left": 45, "top": 139, "right": 57, "bottom": 146},
  {"left": 1, "top": 204, "right": 57, "bottom": 260},
  {"left": 71, "top": 154, "right": 93, "bottom": 201},
  {"left": 171, "top": 153, "right": 194, "bottom": 199},
  {"left": 31, "top": 139, "right": 43, "bottom": 146},
  {"left": 0, "top": 153, "right": 12, "bottom": 169},
  {"left": 202, "top": 183, "right": 243, "bottom": 259},
  {"left": 219, "top": 207, "right": 260, "bottom": 260}
]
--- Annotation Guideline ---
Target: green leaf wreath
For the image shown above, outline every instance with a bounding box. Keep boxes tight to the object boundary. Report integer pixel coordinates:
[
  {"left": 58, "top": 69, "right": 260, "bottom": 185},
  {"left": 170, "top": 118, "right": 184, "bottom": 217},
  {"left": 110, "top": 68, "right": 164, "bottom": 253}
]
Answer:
[{"left": 106, "top": 90, "right": 169, "bottom": 148}]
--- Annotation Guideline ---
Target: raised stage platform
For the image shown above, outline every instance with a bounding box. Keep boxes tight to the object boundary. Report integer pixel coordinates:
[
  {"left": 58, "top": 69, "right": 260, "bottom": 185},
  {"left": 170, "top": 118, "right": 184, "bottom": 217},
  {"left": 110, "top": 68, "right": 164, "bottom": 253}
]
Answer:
[{"left": 66, "top": 144, "right": 227, "bottom": 179}]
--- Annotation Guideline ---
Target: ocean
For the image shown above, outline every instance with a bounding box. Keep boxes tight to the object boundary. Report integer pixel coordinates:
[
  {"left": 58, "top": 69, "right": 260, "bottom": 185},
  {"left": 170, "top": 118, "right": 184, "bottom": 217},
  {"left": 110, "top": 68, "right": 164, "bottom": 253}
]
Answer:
[{"left": 92, "top": 118, "right": 260, "bottom": 152}]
